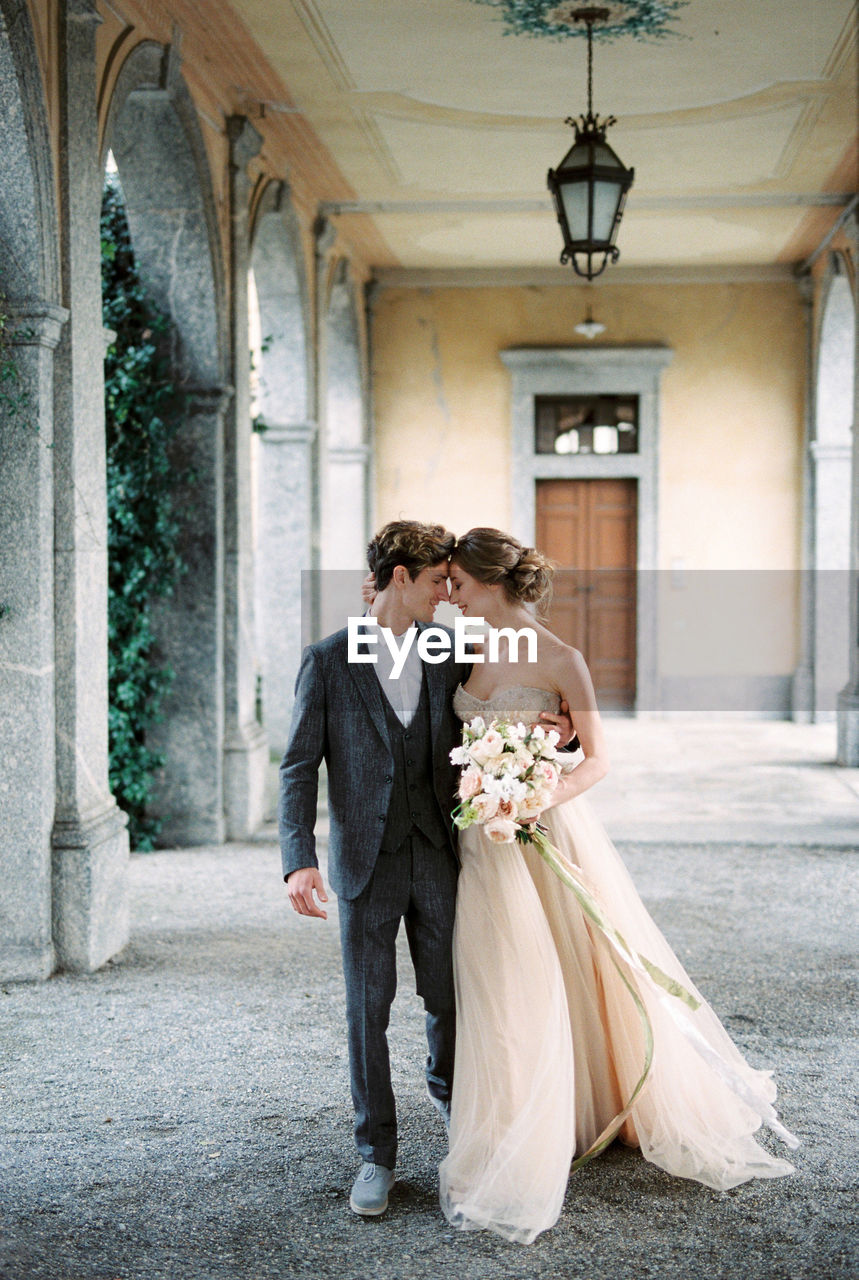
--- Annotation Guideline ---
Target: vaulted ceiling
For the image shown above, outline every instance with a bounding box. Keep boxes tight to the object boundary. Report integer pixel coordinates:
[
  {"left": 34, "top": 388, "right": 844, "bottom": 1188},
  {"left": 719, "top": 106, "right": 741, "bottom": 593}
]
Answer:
[{"left": 228, "top": 0, "right": 858, "bottom": 273}]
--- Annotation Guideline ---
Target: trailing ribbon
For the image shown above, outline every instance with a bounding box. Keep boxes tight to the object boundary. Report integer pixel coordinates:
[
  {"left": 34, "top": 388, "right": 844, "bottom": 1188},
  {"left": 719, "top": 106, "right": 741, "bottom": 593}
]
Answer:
[{"left": 517, "top": 824, "right": 799, "bottom": 1170}]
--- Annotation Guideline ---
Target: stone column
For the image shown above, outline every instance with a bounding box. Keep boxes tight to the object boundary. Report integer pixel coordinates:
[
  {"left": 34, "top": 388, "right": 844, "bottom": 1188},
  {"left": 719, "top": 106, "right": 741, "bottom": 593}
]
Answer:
[
  {"left": 223, "top": 116, "right": 268, "bottom": 837},
  {"left": 257, "top": 421, "right": 318, "bottom": 748},
  {"left": 791, "top": 271, "right": 815, "bottom": 722},
  {"left": 837, "top": 211, "right": 859, "bottom": 763},
  {"left": 148, "top": 386, "right": 232, "bottom": 844},
  {"left": 50, "top": 0, "right": 129, "bottom": 973},
  {"left": 0, "top": 303, "right": 67, "bottom": 981},
  {"left": 324, "top": 444, "right": 370, "bottom": 567}
]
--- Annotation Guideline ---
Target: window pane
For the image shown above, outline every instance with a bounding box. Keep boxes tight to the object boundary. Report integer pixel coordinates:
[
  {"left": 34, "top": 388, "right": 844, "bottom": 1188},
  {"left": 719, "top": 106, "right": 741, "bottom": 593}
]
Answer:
[{"left": 534, "top": 395, "right": 639, "bottom": 455}]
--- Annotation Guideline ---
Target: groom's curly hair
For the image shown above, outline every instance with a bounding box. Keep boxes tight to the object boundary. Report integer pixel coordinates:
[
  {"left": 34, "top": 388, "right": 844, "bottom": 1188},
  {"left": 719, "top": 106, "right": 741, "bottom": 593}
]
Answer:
[{"left": 367, "top": 520, "right": 455, "bottom": 592}]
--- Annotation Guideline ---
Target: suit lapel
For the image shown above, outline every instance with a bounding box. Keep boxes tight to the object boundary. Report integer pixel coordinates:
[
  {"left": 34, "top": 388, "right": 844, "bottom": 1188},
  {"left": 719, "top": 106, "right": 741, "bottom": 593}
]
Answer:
[
  {"left": 420, "top": 622, "right": 448, "bottom": 749},
  {"left": 348, "top": 656, "right": 391, "bottom": 751}
]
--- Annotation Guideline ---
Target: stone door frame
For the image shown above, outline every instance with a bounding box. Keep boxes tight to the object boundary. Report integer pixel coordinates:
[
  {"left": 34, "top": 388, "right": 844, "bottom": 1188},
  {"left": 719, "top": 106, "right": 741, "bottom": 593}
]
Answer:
[{"left": 501, "top": 345, "right": 672, "bottom": 714}]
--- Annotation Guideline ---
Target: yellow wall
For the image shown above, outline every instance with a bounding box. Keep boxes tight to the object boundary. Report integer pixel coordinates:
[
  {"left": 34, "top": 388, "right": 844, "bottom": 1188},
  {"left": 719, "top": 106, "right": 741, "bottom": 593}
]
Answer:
[{"left": 371, "top": 281, "right": 806, "bottom": 572}]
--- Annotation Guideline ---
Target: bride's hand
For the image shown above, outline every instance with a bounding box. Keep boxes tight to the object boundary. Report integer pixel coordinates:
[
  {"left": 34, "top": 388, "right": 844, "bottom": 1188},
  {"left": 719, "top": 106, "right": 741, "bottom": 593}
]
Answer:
[{"left": 361, "top": 572, "right": 377, "bottom": 606}]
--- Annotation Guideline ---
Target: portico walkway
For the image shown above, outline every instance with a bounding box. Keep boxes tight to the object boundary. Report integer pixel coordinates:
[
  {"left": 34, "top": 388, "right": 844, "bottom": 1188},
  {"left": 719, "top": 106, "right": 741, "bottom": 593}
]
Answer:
[{"left": 0, "top": 720, "right": 856, "bottom": 1279}]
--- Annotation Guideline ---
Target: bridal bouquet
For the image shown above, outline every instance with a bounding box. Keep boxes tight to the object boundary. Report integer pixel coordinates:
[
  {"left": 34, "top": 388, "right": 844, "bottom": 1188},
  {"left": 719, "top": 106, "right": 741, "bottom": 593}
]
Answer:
[{"left": 450, "top": 715, "right": 570, "bottom": 843}]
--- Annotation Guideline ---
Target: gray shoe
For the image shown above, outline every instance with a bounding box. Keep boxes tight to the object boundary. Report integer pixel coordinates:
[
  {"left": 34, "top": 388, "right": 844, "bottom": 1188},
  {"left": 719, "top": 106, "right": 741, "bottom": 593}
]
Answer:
[
  {"left": 426, "top": 1084, "right": 451, "bottom": 1132},
  {"left": 349, "top": 1162, "right": 395, "bottom": 1216}
]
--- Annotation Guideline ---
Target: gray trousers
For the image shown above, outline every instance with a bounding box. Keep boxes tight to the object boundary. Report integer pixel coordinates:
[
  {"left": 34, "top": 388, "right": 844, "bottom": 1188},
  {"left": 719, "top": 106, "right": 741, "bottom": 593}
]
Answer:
[{"left": 337, "top": 830, "right": 458, "bottom": 1169}]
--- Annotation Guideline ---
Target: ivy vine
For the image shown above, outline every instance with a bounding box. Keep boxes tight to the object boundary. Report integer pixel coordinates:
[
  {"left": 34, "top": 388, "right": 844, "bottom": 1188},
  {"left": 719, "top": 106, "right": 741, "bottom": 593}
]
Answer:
[{"left": 101, "top": 175, "right": 188, "bottom": 850}]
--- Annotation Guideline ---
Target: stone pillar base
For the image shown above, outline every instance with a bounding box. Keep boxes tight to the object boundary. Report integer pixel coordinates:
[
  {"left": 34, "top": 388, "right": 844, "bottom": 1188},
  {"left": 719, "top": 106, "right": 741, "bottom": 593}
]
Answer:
[
  {"left": 224, "top": 721, "right": 269, "bottom": 838},
  {"left": 52, "top": 801, "right": 130, "bottom": 973},
  {"left": 836, "top": 687, "right": 859, "bottom": 766},
  {"left": 155, "top": 808, "right": 226, "bottom": 849},
  {"left": 0, "top": 944, "right": 55, "bottom": 984}
]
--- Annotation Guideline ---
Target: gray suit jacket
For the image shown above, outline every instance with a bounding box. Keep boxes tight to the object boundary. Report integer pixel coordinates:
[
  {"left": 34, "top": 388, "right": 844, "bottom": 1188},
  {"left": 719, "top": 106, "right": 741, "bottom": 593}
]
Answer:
[{"left": 278, "top": 623, "right": 470, "bottom": 900}]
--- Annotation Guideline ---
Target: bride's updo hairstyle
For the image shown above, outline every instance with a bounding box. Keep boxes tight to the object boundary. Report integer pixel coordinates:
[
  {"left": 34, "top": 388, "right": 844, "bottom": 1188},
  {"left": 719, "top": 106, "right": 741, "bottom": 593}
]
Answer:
[{"left": 453, "top": 527, "right": 554, "bottom": 615}]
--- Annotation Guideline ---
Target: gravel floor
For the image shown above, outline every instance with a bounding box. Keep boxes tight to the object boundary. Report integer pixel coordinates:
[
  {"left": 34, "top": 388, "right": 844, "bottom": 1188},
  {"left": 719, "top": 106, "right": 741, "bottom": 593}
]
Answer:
[{"left": 0, "top": 838, "right": 856, "bottom": 1280}]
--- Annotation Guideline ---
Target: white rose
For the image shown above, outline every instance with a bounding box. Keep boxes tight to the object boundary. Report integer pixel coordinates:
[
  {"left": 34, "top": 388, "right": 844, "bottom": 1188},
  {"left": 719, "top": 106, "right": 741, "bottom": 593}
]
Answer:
[
  {"left": 484, "top": 816, "right": 518, "bottom": 844},
  {"left": 458, "top": 765, "right": 484, "bottom": 799},
  {"left": 481, "top": 729, "right": 505, "bottom": 758},
  {"left": 472, "top": 792, "right": 500, "bottom": 822},
  {"left": 486, "top": 757, "right": 510, "bottom": 778},
  {"left": 517, "top": 793, "right": 545, "bottom": 821},
  {"left": 449, "top": 745, "right": 470, "bottom": 766}
]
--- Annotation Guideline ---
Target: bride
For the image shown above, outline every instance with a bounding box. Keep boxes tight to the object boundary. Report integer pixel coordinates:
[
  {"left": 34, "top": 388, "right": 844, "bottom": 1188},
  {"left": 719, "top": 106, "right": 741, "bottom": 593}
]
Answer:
[{"left": 439, "top": 526, "right": 797, "bottom": 1244}]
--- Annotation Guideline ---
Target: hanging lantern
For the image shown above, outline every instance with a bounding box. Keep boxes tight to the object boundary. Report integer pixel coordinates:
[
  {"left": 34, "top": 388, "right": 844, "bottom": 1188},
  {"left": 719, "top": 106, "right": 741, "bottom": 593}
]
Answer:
[{"left": 547, "top": 7, "right": 635, "bottom": 279}]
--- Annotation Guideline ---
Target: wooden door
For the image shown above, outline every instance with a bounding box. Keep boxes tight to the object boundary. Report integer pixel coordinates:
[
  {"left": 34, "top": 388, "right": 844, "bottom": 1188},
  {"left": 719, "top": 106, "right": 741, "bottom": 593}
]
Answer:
[{"left": 536, "top": 478, "right": 637, "bottom": 710}]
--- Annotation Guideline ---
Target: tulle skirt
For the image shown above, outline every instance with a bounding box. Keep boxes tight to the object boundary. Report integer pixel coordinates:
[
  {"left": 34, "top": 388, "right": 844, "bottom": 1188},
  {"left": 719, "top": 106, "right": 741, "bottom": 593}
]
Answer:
[{"left": 438, "top": 794, "right": 796, "bottom": 1244}]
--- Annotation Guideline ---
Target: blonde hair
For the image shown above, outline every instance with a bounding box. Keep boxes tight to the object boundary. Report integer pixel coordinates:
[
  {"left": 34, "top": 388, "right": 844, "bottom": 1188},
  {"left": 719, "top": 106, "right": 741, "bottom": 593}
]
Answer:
[{"left": 452, "top": 527, "right": 554, "bottom": 612}]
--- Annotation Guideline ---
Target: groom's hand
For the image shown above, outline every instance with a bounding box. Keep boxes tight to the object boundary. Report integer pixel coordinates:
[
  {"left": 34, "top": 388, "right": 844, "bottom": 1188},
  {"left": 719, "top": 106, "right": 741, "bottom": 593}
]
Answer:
[
  {"left": 287, "top": 868, "right": 329, "bottom": 920},
  {"left": 537, "top": 699, "right": 579, "bottom": 749},
  {"left": 361, "top": 573, "right": 377, "bottom": 606}
]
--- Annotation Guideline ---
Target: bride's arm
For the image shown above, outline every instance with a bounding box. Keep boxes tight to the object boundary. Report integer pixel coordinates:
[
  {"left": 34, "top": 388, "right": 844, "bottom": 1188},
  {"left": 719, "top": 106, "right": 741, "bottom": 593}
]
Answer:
[{"left": 542, "top": 648, "right": 608, "bottom": 807}]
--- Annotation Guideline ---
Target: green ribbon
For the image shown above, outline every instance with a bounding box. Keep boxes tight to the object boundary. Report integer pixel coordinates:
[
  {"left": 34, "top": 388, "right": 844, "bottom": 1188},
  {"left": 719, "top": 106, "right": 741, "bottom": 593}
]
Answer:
[{"left": 518, "top": 824, "right": 700, "bottom": 1170}]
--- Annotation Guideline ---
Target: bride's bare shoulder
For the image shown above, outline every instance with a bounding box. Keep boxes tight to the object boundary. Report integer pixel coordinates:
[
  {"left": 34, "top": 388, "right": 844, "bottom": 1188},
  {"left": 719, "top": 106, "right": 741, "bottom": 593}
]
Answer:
[{"left": 540, "top": 632, "right": 591, "bottom": 683}]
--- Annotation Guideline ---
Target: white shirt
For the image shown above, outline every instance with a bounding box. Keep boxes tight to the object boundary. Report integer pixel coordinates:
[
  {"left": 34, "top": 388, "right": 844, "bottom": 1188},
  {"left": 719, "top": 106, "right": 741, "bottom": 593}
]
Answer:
[{"left": 373, "top": 626, "right": 423, "bottom": 725}]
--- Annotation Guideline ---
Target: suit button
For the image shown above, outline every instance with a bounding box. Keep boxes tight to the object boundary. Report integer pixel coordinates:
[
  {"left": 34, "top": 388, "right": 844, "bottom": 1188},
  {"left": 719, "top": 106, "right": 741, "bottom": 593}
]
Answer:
[
  {"left": 378, "top": 815, "right": 385, "bottom": 823},
  {"left": 409, "top": 783, "right": 416, "bottom": 791},
  {"left": 410, "top": 811, "right": 418, "bottom": 820},
  {"left": 404, "top": 732, "right": 412, "bottom": 741},
  {"left": 384, "top": 775, "right": 392, "bottom": 783}
]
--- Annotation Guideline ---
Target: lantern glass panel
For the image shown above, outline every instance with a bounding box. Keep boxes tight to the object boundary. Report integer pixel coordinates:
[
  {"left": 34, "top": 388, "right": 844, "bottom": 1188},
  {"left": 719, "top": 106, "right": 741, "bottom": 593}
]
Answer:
[
  {"left": 560, "top": 142, "right": 590, "bottom": 170},
  {"left": 592, "top": 140, "right": 620, "bottom": 167},
  {"left": 560, "top": 181, "right": 590, "bottom": 241},
  {"left": 592, "top": 179, "right": 622, "bottom": 242}
]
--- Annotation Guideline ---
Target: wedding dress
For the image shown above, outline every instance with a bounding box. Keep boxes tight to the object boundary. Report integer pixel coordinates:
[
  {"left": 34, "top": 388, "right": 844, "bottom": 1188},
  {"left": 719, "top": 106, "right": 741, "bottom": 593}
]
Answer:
[{"left": 438, "top": 685, "right": 796, "bottom": 1245}]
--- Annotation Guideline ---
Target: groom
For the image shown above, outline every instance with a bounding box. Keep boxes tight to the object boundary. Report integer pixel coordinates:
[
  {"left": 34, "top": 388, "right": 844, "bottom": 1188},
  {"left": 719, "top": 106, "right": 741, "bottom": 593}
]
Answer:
[{"left": 279, "top": 520, "right": 468, "bottom": 1216}]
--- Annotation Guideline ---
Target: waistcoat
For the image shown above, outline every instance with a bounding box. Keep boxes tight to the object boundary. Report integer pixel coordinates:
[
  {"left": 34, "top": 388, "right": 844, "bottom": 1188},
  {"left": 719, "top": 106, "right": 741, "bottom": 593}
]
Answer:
[{"left": 379, "top": 671, "right": 448, "bottom": 852}]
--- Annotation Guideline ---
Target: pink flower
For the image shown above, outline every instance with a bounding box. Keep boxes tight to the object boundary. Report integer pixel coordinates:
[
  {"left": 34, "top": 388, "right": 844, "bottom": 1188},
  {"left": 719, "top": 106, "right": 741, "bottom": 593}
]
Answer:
[
  {"left": 470, "top": 730, "right": 504, "bottom": 764},
  {"left": 539, "top": 761, "right": 560, "bottom": 789},
  {"left": 484, "top": 816, "right": 518, "bottom": 844},
  {"left": 458, "top": 766, "right": 483, "bottom": 799},
  {"left": 472, "top": 792, "right": 500, "bottom": 822},
  {"left": 496, "top": 797, "right": 516, "bottom": 820}
]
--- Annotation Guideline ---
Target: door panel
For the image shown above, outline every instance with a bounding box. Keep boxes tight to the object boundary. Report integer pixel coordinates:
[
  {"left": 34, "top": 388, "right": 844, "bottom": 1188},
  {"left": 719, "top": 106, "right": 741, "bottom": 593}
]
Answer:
[{"left": 536, "top": 478, "right": 637, "bottom": 710}]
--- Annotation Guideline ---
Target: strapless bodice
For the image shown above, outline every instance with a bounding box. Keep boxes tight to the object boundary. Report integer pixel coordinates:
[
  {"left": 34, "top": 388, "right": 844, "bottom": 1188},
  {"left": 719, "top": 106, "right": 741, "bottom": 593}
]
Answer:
[{"left": 453, "top": 683, "right": 560, "bottom": 726}]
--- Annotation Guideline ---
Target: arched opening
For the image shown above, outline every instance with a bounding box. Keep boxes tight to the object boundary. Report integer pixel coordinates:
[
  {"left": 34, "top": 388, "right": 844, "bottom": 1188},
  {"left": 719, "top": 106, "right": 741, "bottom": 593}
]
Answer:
[
  {"left": 811, "top": 257, "right": 855, "bottom": 720},
  {"left": 249, "top": 182, "right": 315, "bottom": 750},
  {"left": 0, "top": 0, "right": 63, "bottom": 978},
  {"left": 102, "top": 41, "right": 230, "bottom": 844},
  {"left": 100, "top": 159, "right": 187, "bottom": 850},
  {"left": 315, "top": 259, "right": 369, "bottom": 642},
  {"left": 321, "top": 260, "right": 369, "bottom": 574}
]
